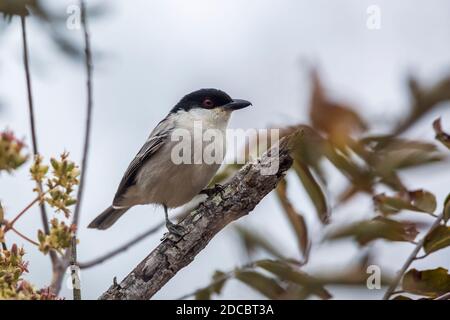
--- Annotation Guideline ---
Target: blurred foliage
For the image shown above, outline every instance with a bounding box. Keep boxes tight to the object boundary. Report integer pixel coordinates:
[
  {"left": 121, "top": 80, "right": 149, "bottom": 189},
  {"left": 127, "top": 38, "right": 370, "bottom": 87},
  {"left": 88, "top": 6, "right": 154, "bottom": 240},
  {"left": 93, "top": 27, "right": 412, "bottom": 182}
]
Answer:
[
  {"left": 1, "top": 133, "right": 80, "bottom": 298},
  {"left": 0, "top": 244, "right": 58, "bottom": 299},
  {"left": 196, "top": 70, "right": 450, "bottom": 300},
  {"left": 30, "top": 152, "right": 80, "bottom": 217},
  {"left": 2, "top": 1, "right": 450, "bottom": 299},
  {"left": 191, "top": 259, "right": 331, "bottom": 300},
  {"left": 402, "top": 268, "right": 450, "bottom": 298},
  {"left": 37, "top": 218, "right": 76, "bottom": 255},
  {"left": 0, "top": 0, "right": 106, "bottom": 59},
  {"left": 0, "top": 130, "right": 28, "bottom": 173},
  {"left": 327, "top": 217, "right": 419, "bottom": 245},
  {"left": 433, "top": 118, "right": 450, "bottom": 149},
  {"left": 275, "top": 179, "right": 310, "bottom": 260},
  {"left": 374, "top": 190, "right": 436, "bottom": 216}
]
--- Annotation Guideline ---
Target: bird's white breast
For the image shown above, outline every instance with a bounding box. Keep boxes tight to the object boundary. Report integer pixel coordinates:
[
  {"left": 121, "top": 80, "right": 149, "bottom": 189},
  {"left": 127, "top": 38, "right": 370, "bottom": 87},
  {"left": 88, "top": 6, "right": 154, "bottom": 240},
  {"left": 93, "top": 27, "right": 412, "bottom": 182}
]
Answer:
[{"left": 130, "top": 108, "right": 231, "bottom": 208}]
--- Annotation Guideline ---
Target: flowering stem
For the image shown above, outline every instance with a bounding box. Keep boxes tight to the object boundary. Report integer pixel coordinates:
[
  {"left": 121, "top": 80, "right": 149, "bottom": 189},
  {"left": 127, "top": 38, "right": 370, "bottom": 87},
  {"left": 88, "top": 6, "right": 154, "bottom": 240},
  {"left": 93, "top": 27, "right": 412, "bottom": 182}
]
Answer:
[
  {"left": 6, "top": 196, "right": 41, "bottom": 230},
  {"left": 10, "top": 227, "right": 39, "bottom": 247}
]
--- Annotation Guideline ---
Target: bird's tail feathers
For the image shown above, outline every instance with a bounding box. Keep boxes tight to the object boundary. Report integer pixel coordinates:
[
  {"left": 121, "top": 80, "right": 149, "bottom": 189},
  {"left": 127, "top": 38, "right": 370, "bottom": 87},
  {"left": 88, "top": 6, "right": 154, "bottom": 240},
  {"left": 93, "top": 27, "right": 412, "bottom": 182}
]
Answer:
[{"left": 87, "top": 206, "right": 129, "bottom": 230}]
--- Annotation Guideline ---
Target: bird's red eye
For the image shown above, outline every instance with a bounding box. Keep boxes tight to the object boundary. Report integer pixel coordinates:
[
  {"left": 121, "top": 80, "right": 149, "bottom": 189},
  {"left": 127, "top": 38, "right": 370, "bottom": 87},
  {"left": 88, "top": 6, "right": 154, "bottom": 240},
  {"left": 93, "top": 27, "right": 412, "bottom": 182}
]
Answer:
[{"left": 202, "top": 99, "right": 214, "bottom": 108}]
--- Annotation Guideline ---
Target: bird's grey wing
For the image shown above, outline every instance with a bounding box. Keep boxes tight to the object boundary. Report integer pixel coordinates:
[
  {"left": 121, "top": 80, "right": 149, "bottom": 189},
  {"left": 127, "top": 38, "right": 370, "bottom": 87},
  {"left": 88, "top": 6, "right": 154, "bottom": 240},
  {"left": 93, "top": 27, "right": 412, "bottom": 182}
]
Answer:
[{"left": 113, "top": 117, "right": 174, "bottom": 205}]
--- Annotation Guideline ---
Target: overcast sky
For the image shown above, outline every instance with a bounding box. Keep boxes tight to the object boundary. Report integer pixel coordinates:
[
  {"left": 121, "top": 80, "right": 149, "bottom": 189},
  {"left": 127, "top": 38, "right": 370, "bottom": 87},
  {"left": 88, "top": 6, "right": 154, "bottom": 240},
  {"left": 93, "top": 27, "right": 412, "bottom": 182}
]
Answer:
[{"left": 0, "top": 0, "right": 449, "bottom": 299}]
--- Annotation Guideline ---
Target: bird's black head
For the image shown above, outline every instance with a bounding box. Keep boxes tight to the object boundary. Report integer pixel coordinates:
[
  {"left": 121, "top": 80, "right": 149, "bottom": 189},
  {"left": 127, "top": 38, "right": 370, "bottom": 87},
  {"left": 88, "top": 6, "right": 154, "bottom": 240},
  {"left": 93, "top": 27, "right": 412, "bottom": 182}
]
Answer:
[{"left": 171, "top": 88, "right": 252, "bottom": 113}]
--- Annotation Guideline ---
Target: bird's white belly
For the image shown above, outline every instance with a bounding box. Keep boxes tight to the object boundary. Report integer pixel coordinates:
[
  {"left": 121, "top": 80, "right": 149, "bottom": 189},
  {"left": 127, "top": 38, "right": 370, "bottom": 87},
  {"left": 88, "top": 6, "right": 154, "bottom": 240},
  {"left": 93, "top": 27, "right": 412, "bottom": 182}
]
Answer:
[
  {"left": 120, "top": 107, "right": 230, "bottom": 208},
  {"left": 132, "top": 136, "right": 223, "bottom": 208}
]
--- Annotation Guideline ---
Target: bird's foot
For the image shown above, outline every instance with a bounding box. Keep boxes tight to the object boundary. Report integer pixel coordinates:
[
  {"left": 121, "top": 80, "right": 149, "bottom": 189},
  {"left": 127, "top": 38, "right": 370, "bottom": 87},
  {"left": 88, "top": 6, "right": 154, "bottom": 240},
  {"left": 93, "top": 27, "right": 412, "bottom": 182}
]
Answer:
[
  {"left": 200, "top": 184, "right": 225, "bottom": 197},
  {"left": 165, "top": 221, "right": 187, "bottom": 237}
]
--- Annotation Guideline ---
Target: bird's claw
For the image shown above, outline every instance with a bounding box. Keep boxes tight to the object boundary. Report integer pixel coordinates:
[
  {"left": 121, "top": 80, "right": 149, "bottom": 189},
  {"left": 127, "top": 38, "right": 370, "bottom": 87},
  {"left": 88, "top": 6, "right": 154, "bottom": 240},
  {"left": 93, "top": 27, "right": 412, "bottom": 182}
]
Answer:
[{"left": 166, "top": 221, "right": 187, "bottom": 237}]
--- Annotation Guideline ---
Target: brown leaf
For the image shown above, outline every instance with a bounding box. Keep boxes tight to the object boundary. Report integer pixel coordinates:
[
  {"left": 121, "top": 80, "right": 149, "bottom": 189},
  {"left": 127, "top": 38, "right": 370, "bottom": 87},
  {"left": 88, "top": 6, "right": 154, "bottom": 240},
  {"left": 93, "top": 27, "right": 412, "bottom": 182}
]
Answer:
[
  {"left": 433, "top": 118, "right": 450, "bottom": 149},
  {"left": 235, "top": 270, "right": 285, "bottom": 299},
  {"left": 327, "top": 217, "right": 419, "bottom": 245},
  {"left": 309, "top": 69, "right": 366, "bottom": 148},
  {"left": 423, "top": 225, "right": 450, "bottom": 255},
  {"left": 392, "top": 295, "right": 413, "bottom": 300},
  {"left": 402, "top": 268, "right": 450, "bottom": 298},
  {"left": 275, "top": 179, "right": 310, "bottom": 259},
  {"left": 444, "top": 194, "right": 450, "bottom": 223},
  {"left": 394, "top": 76, "right": 450, "bottom": 135},
  {"left": 256, "top": 259, "right": 332, "bottom": 299},
  {"left": 374, "top": 190, "right": 437, "bottom": 215},
  {"left": 366, "top": 137, "right": 444, "bottom": 172},
  {"left": 324, "top": 143, "right": 375, "bottom": 202},
  {"left": 0, "top": 201, "right": 3, "bottom": 224}
]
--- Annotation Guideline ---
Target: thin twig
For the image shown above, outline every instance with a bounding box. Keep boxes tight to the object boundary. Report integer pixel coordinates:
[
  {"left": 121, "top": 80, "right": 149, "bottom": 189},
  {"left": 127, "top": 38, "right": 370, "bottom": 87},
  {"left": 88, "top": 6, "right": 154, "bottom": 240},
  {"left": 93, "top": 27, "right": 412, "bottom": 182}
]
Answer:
[
  {"left": 78, "top": 205, "right": 199, "bottom": 269},
  {"left": 5, "top": 196, "right": 40, "bottom": 229},
  {"left": 10, "top": 227, "right": 39, "bottom": 247},
  {"left": 65, "top": 0, "right": 94, "bottom": 300},
  {"left": 20, "top": 15, "right": 51, "bottom": 236},
  {"left": 79, "top": 221, "right": 165, "bottom": 269},
  {"left": 382, "top": 211, "right": 445, "bottom": 300},
  {"left": 72, "top": 0, "right": 93, "bottom": 230},
  {"left": 20, "top": 13, "right": 60, "bottom": 278}
]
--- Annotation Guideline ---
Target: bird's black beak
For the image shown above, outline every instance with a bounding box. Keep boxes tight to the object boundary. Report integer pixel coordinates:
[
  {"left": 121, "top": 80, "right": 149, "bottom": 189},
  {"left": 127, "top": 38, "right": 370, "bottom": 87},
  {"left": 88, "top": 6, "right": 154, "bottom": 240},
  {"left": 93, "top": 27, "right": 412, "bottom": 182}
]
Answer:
[{"left": 224, "top": 99, "right": 252, "bottom": 110}]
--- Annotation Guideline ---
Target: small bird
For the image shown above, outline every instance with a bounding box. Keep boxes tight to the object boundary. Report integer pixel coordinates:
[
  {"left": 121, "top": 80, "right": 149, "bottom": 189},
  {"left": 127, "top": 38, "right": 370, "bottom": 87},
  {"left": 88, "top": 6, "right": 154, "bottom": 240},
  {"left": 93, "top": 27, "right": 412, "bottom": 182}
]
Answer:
[{"left": 88, "top": 88, "right": 252, "bottom": 234}]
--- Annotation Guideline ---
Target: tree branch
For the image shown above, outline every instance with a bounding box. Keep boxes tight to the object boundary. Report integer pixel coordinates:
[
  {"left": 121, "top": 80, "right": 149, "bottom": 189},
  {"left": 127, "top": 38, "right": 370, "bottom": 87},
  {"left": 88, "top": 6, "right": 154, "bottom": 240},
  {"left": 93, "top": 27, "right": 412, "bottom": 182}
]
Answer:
[
  {"left": 79, "top": 221, "right": 164, "bottom": 269},
  {"left": 99, "top": 138, "right": 293, "bottom": 300},
  {"left": 72, "top": 0, "right": 93, "bottom": 230},
  {"left": 66, "top": 0, "right": 94, "bottom": 300},
  {"left": 20, "top": 13, "right": 60, "bottom": 278}
]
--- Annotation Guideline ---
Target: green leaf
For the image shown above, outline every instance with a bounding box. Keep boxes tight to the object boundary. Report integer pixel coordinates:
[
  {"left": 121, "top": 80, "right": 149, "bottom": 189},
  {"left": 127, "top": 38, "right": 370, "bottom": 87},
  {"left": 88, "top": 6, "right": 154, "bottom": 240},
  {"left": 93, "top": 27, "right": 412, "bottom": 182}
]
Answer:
[
  {"left": 423, "top": 225, "right": 450, "bottom": 255},
  {"left": 256, "top": 260, "right": 332, "bottom": 299},
  {"left": 292, "top": 160, "right": 329, "bottom": 224},
  {"left": 374, "top": 190, "right": 437, "bottom": 215},
  {"left": 327, "top": 217, "right": 419, "bottom": 245},
  {"left": 275, "top": 179, "right": 310, "bottom": 258},
  {"left": 402, "top": 268, "right": 450, "bottom": 298},
  {"left": 235, "top": 270, "right": 285, "bottom": 299}
]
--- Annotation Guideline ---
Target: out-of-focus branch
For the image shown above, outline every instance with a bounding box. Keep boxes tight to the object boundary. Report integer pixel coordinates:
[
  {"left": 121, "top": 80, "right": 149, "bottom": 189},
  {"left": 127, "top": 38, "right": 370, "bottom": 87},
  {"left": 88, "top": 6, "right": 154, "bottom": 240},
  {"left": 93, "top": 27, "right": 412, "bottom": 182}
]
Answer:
[
  {"left": 79, "top": 221, "right": 165, "bottom": 269},
  {"left": 20, "top": 13, "right": 60, "bottom": 277},
  {"left": 65, "top": 0, "right": 94, "bottom": 300},
  {"left": 99, "top": 138, "right": 293, "bottom": 300},
  {"left": 72, "top": 0, "right": 93, "bottom": 230},
  {"left": 78, "top": 203, "right": 198, "bottom": 269}
]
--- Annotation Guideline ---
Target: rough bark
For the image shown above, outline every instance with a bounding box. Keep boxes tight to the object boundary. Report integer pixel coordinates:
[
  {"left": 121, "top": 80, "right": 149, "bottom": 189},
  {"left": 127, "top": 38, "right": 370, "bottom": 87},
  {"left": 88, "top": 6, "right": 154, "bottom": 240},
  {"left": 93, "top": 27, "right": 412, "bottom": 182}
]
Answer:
[{"left": 99, "top": 138, "right": 293, "bottom": 300}]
